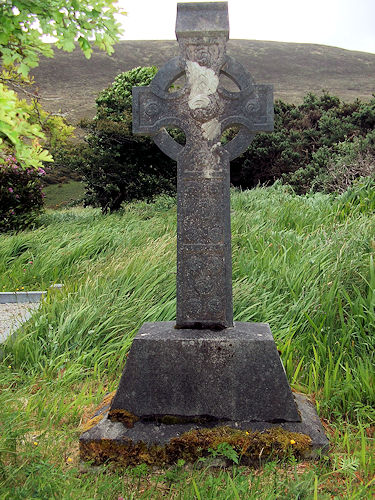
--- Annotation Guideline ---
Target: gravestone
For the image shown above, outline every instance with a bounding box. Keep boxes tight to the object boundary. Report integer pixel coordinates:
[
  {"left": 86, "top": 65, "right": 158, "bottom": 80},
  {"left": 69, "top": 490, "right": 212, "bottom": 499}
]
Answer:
[{"left": 80, "top": 2, "right": 328, "bottom": 463}]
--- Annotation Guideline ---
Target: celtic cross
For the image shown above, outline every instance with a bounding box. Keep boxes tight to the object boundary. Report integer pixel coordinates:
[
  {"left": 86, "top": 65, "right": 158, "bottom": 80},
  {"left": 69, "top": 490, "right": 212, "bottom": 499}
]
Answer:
[{"left": 133, "top": 2, "right": 273, "bottom": 329}]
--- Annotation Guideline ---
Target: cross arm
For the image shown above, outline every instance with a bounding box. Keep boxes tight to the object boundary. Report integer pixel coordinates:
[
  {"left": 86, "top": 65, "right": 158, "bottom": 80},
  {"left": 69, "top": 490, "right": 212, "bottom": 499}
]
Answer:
[
  {"left": 132, "top": 86, "right": 186, "bottom": 136},
  {"left": 220, "top": 84, "right": 274, "bottom": 134}
]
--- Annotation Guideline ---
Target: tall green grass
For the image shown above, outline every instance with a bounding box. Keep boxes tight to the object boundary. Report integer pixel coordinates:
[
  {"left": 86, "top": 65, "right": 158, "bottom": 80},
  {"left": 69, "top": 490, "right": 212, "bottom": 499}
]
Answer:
[{"left": 0, "top": 183, "right": 374, "bottom": 498}]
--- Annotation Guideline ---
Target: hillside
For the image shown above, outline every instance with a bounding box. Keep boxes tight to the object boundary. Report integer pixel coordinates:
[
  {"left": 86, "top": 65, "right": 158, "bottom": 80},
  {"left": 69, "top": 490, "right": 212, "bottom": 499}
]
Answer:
[{"left": 29, "top": 39, "right": 375, "bottom": 123}]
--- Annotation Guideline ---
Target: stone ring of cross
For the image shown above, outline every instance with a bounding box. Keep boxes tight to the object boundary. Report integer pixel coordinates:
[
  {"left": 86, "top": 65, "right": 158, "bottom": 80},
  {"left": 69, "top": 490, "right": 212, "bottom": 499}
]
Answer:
[{"left": 133, "top": 54, "right": 273, "bottom": 162}]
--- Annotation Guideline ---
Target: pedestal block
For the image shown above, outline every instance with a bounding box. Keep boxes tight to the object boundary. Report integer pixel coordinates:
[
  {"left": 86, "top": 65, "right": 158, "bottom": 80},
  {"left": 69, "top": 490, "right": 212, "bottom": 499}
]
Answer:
[
  {"left": 109, "top": 322, "right": 300, "bottom": 423},
  {"left": 80, "top": 322, "right": 329, "bottom": 465}
]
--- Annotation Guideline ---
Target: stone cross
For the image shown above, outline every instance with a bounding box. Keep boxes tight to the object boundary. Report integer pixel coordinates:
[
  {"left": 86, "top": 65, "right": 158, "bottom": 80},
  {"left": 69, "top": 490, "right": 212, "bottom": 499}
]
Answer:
[
  {"left": 81, "top": 4, "right": 329, "bottom": 462},
  {"left": 133, "top": 2, "right": 273, "bottom": 329}
]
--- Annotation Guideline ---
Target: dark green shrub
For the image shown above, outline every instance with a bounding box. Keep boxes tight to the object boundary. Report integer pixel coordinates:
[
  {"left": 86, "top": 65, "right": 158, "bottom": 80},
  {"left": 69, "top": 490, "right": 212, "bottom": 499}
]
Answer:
[
  {"left": 73, "top": 128, "right": 176, "bottom": 212},
  {"left": 233, "top": 92, "right": 375, "bottom": 193},
  {"left": 44, "top": 143, "right": 83, "bottom": 185},
  {"left": 95, "top": 66, "right": 157, "bottom": 121},
  {"left": 73, "top": 72, "right": 375, "bottom": 202},
  {"left": 74, "top": 66, "right": 177, "bottom": 212},
  {"left": 0, "top": 155, "right": 45, "bottom": 232}
]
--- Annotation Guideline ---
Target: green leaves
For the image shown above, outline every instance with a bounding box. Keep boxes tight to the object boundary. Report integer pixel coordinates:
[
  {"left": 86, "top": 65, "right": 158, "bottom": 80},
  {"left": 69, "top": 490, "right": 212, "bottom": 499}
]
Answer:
[
  {"left": 78, "top": 36, "right": 92, "bottom": 58},
  {"left": 208, "top": 442, "right": 240, "bottom": 464},
  {"left": 0, "top": 0, "right": 124, "bottom": 168},
  {"left": 95, "top": 66, "right": 159, "bottom": 121},
  {"left": 233, "top": 92, "right": 375, "bottom": 194},
  {"left": 0, "top": 84, "right": 53, "bottom": 169}
]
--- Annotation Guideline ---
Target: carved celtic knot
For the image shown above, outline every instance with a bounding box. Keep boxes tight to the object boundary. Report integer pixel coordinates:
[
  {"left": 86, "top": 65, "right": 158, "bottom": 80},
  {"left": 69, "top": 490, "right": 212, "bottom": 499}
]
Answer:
[
  {"left": 190, "top": 94, "right": 222, "bottom": 123},
  {"left": 179, "top": 39, "right": 227, "bottom": 71},
  {"left": 245, "top": 97, "right": 260, "bottom": 114},
  {"left": 187, "top": 254, "right": 223, "bottom": 295}
]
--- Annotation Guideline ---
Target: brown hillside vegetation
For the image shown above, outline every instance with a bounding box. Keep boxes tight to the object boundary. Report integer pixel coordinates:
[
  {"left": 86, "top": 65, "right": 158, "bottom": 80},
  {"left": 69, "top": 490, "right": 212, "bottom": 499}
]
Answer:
[{"left": 30, "top": 39, "right": 375, "bottom": 123}]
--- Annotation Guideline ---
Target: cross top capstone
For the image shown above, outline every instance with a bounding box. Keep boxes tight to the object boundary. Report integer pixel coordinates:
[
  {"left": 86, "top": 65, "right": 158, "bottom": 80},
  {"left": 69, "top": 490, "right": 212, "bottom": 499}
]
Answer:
[{"left": 133, "top": 2, "right": 273, "bottom": 329}]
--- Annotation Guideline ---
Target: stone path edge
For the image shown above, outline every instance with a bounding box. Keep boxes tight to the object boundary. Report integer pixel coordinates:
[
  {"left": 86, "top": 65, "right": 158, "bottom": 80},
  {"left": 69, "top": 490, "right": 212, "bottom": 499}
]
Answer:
[
  {"left": 0, "top": 291, "right": 47, "bottom": 303},
  {"left": 0, "top": 286, "right": 63, "bottom": 345},
  {"left": 0, "top": 285, "right": 63, "bottom": 304}
]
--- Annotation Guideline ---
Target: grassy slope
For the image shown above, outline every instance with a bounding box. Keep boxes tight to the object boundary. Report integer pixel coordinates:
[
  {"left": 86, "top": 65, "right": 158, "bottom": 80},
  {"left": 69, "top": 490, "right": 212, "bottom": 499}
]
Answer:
[
  {"left": 43, "top": 181, "right": 85, "bottom": 209},
  {"left": 0, "top": 186, "right": 374, "bottom": 498},
  {"left": 30, "top": 40, "right": 375, "bottom": 123}
]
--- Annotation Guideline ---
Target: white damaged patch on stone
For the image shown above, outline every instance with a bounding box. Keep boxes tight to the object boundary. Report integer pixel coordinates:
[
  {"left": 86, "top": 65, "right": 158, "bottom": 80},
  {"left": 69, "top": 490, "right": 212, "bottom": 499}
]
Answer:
[
  {"left": 186, "top": 61, "right": 218, "bottom": 110},
  {"left": 202, "top": 118, "right": 221, "bottom": 141}
]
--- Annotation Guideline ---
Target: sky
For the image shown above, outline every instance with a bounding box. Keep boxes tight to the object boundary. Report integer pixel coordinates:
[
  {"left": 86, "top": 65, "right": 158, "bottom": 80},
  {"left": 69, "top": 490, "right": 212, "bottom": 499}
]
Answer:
[{"left": 116, "top": 0, "right": 375, "bottom": 54}]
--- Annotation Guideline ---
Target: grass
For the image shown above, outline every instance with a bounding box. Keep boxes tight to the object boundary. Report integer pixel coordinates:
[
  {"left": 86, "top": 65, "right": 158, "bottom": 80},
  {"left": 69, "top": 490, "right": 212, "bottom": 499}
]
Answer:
[
  {"left": 43, "top": 181, "right": 85, "bottom": 209},
  {"left": 0, "top": 183, "right": 374, "bottom": 498}
]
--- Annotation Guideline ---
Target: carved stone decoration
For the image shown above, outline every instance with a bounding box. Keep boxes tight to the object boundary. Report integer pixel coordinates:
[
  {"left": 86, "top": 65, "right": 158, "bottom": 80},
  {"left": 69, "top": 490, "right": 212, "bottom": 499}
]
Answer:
[{"left": 132, "top": 2, "right": 273, "bottom": 329}]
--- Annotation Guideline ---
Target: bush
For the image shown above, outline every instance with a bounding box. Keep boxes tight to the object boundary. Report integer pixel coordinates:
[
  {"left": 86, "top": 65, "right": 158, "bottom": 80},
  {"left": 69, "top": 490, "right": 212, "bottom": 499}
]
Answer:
[
  {"left": 73, "top": 74, "right": 375, "bottom": 202},
  {"left": 0, "top": 155, "right": 45, "bottom": 232},
  {"left": 71, "top": 129, "right": 176, "bottom": 212},
  {"left": 73, "top": 66, "right": 177, "bottom": 212},
  {"left": 231, "top": 92, "right": 375, "bottom": 193},
  {"left": 43, "top": 143, "right": 82, "bottom": 185},
  {"left": 95, "top": 66, "right": 158, "bottom": 121},
  {"left": 0, "top": 95, "right": 75, "bottom": 231}
]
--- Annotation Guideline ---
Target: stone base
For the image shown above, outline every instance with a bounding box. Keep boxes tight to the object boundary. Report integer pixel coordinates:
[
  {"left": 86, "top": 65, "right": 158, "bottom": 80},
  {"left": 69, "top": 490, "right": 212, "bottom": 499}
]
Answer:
[
  {"left": 79, "top": 393, "right": 329, "bottom": 465},
  {"left": 79, "top": 321, "right": 328, "bottom": 464},
  {"left": 109, "top": 322, "right": 301, "bottom": 422}
]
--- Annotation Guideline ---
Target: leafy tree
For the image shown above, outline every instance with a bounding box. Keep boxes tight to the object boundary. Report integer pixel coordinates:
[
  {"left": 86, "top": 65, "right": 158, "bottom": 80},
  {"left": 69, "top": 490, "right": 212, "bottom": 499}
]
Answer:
[
  {"left": 72, "top": 66, "right": 178, "bottom": 212},
  {"left": 0, "top": 0, "right": 123, "bottom": 168},
  {"left": 0, "top": 83, "right": 53, "bottom": 168}
]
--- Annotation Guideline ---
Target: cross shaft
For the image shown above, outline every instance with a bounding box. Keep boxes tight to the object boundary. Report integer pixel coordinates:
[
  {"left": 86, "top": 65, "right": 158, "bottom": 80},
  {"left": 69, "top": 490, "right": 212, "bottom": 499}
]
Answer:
[{"left": 132, "top": 2, "right": 273, "bottom": 329}]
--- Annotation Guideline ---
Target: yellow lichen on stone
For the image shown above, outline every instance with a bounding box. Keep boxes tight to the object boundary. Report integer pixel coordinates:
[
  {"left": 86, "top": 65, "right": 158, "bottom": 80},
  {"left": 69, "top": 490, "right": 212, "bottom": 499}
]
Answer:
[
  {"left": 96, "top": 391, "right": 116, "bottom": 412},
  {"left": 80, "top": 392, "right": 117, "bottom": 433},
  {"left": 80, "top": 414, "right": 105, "bottom": 433}
]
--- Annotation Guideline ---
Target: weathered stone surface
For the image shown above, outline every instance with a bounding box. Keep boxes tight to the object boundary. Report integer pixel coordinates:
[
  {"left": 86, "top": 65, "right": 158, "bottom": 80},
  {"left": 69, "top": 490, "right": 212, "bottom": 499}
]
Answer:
[
  {"left": 132, "top": 2, "right": 273, "bottom": 329},
  {"left": 175, "top": 2, "right": 229, "bottom": 38},
  {"left": 81, "top": 393, "right": 329, "bottom": 462},
  {"left": 109, "top": 322, "right": 300, "bottom": 422},
  {"left": 79, "top": 2, "right": 328, "bottom": 463}
]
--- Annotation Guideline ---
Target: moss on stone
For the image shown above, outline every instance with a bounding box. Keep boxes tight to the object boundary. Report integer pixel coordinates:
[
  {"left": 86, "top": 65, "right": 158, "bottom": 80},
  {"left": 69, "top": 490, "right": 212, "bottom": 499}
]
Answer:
[
  {"left": 159, "top": 415, "right": 184, "bottom": 425},
  {"left": 108, "top": 409, "right": 139, "bottom": 428},
  {"left": 167, "top": 426, "right": 312, "bottom": 465},
  {"left": 80, "top": 425, "right": 312, "bottom": 466},
  {"left": 156, "top": 415, "right": 215, "bottom": 425},
  {"left": 80, "top": 438, "right": 167, "bottom": 467}
]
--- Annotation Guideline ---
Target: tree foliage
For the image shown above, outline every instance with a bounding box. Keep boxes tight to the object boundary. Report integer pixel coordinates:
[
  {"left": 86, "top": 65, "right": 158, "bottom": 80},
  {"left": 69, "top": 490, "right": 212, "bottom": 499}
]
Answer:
[
  {"left": 0, "top": 0, "right": 122, "bottom": 74},
  {"left": 0, "top": 83, "right": 53, "bottom": 167},
  {"left": 72, "top": 66, "right": 177, "bottom": 212},
  {"left": 70, "top": 67, "right": 375, "bottom": 209},
  {"left": 231, "top": 91, "right": 375, "bottom": 193},
  {"left": 0, "top": 0, "right": 123, "bottom": 169}
]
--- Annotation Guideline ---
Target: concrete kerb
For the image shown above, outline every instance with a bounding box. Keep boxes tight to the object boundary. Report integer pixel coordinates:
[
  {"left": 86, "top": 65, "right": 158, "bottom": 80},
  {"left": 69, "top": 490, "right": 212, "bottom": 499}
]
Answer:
[
  {"left": 0, "top": 284, "right": 63, "bottom": 304},
  {"left": 0, "top": 291, "right": 47, "bottom": 303},
  {"left": 0, "top": 285, "right": 63, "bottom": 348}
]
